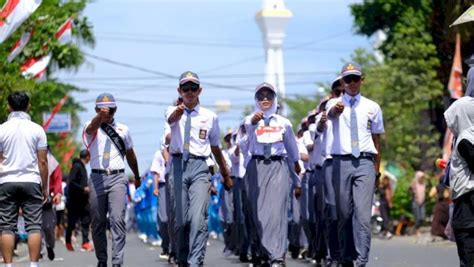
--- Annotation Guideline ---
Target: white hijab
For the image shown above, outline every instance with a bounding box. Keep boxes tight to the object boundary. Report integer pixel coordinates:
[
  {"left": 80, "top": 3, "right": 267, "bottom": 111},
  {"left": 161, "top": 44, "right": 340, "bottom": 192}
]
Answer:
[{"left": 254, "top": 82, "right": 278, "bottom": 118}]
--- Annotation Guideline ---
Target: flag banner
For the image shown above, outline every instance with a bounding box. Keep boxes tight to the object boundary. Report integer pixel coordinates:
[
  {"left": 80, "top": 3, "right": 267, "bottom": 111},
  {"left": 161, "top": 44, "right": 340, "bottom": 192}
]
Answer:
[
  {"left": 55, "top": 16, "right": 73, "bottom": 44},
  {"left": 447, "top": 33, "right": 463, "bottom": 99},
  {"left": 0, "top": 0, "right": 42, "bottom": 43},
  {"left": 451, "top": 5, "right": 474, "bottom": 27},
  {"left": 7, "top": 31, "right": 31, "bottom": 62},
  {"left": 20, "top": 53, "right": 51, "bottom": 79},
  {"left": 43, "top": 95, "right": 69, "bottom": 131}
]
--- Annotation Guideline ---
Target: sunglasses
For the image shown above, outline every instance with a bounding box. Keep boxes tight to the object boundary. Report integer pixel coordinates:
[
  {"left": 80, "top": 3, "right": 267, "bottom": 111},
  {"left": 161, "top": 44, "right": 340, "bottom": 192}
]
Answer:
[
  {"left": 343, "top": 75, "right": 361, "bottom": 84},
  {"left": 256, "top": 92, "right": 275, "bottom": 101},
  {"left": 108, "top": 107, "right": 117, "bottom": 115},
  {"left": 180, "top": 83, "right": 200, "bottom": 93}
]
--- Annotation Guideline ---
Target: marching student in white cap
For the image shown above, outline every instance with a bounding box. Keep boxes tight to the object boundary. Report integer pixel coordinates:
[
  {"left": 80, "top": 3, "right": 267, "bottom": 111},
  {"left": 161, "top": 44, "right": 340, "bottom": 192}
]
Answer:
[
  {"left": 83, "top": 92, "right": 141, "bottom": 267},
  {"left": 327, "top": 63, "right": 384, "bottom": 267},
  {"left": 167, "top": 71, "right": 232, "bottom": 267},
  {"left": 244, "top": 82, "right": 300, "bottom": 266}
]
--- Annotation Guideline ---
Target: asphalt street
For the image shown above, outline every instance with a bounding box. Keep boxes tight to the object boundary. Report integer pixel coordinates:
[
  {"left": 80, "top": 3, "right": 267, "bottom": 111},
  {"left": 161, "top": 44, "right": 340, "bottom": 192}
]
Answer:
[{"left": 7, "top": 233, "right": 459, "bottom": 267}]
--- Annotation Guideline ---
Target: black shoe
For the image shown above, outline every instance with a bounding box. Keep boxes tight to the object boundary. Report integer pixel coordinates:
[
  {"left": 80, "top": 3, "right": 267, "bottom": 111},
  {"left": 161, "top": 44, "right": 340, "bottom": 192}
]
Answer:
[
  {"left": 168, "top": 252, "right": 177, "bottom": 264},
  {"left": 252, "top": 255, "right": 262, "bottom": 266},
  {"left": 341, "top": 260, "right": 354, "bottom": 267},
  {"left": 112, "top": 264, "right": 121, "bottom": 267},
  {"left": 270, "top": 260, "right": 285, "bottom": 267},
  {"left": 239, "top": 253, "right": 250, "bottom": 262},
  {"left": 289, "top": 244, "right": 299, "bottom": 259},
  {"left": 97, "top": 262, "right": 107, "bottom": 267},
  {"left": 46, "top": 247, "right": 55, "bottom": 261}
]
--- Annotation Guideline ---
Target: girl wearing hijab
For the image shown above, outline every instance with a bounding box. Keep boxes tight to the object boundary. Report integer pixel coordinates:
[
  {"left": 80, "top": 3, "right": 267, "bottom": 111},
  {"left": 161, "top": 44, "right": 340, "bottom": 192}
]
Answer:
[
  {"left": 244, "top": 82, "right": 300, "bottom": 266},
  {"left": 410, "top": 171, "right": 426, "bottom": 239}
]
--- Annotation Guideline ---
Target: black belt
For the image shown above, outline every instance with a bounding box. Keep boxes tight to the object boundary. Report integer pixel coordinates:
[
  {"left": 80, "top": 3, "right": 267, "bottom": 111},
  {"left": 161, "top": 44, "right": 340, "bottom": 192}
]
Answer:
[
  {"left": 331, "top": 152, "right": 375, "bottom": 160},
  {"left": 315, "top": 165, "right": 322, "bottom": 170},
  {"left": 252, "top": 155, "right": 284, "bottom": 161},
  {"left": 306, "top": 169, "right": 314, "bottom": 173},
  {"left": 91, "top": 169, "right": 125, "bottom": 175},
  {"left": 171, "top": 153, "right": 208, "bottom": 160}
]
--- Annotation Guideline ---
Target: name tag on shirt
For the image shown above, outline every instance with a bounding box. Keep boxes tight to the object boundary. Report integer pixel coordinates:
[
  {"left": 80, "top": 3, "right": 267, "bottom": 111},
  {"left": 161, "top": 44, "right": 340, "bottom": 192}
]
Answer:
[
  {"left": 256, "top": 126, "right": 283, "bottom": 144},
  {"left": 199, "top": 129, "right": 207, "bottom": 139}
]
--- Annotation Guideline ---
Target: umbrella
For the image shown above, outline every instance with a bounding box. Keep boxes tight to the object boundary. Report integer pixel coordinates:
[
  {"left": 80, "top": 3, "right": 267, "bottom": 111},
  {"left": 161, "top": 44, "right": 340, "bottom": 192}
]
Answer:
[{"left": 451, "top": 5, "right": 474, "bottom": 27}]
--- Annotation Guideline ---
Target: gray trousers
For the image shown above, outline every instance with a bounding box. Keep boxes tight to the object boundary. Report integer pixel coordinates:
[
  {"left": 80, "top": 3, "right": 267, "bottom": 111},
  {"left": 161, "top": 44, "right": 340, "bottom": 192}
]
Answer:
[
  {"left": 313, "top": 167, "right": 328, "bottom": 260},
  {"left": 232, "top": 178, "right": 249, "bottom": 254},
  {"left": 89, "top": 172, "right": 128, "bottom": 265},
  {"left": 169, "top": 156, "right": 210, "bottom": 266},
  {"left": 220, "top": 179, "right": 235, "bottom": 251},
  {"left": 332, "top": 157, "right": 375, "bottom": 265},
  {"left": 42, "top": 203, "right": 56, "bottom": 250},
  {"left": 157, "top": 182, "right": 170, "bottom": 253},
  {"left": 246, "top": 158, "right": 290, "bottom": 262},
  {"left": 322, "top": 159, "right": 341, "bottom": 261}
]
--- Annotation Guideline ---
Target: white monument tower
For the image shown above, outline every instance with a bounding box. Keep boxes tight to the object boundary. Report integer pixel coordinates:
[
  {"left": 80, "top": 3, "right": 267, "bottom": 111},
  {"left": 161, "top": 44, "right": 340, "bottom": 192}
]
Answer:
[{"left": 256, "top": 0, "right": 292, "bottom": 112}]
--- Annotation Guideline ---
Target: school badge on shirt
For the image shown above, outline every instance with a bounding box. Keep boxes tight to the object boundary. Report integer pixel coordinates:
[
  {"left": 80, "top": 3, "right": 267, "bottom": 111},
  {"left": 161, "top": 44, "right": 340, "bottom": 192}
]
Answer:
[
  {"left": 256, "top": 126, "right": 283, "bottom": 144},
  {"left": 199, "top": 129, "right": 207, "bottom": 139}
]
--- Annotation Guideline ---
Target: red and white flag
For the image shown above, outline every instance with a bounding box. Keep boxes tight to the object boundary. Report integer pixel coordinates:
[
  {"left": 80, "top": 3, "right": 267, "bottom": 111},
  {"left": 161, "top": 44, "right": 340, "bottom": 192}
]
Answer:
[
  {"left": 55, "top": 16, "right": 73, "bottom": 44},
  {"left": 447, "top": 33, "right": 463, "bottom": 99},
  {"left": 20, "top": 53, "right": 51, "bottom": 79},
  {"left": 20, "top": 17, "right": 74, "bottom": 80},
  {"left": 7, "top": 31, "right": 31, "bottom": 62},
  {"left": 0, "top": 0, "right": 42, "bottom": 43}
]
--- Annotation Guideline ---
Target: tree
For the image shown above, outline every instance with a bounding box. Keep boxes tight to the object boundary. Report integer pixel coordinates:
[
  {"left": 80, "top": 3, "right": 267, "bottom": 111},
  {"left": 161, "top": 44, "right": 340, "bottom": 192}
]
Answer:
[{"left": 0, "top": 0, "right": 94, "bottom": 172}]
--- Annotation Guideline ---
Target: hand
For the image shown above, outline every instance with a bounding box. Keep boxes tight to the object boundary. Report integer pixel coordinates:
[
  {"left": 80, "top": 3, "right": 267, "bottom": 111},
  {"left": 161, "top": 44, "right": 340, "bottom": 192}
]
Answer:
[
  {"left": 294, "top": 187, "right": 302, "bottom": 199},
  {"left": 52, "top": 194, "right": 61, "bottom": 205},
  {"left": 294, "top": 161, "right": 301, "bottom": 175},
  {"left": 153, "top": 187, "right": 159, "bottom": 197},
  {"left": 210, "top": 186, "right": 218, "bottom": 196},
  {"left": 134, "top": 176, "right": 141, "bottom": 188},
  {"left": 84, "top": 186, "right": 90, "bottom": 193},
  {"left": 223, "top": 175, "right": 233, "bottom": 191},
  {"left": 251, "top": 111, "right": 264, "bottom": 125},
  {"left": 334, "top": 101, "right": 345, "bottom": 114},
  {"left": 176, "top": 103, "right": 186, "bottom": 115},
  {"left": 300, "top": 153, "right": 309, "bottom": 162},
  {"left": 42, "top": 188, "right": 49, "bottom": 204}
]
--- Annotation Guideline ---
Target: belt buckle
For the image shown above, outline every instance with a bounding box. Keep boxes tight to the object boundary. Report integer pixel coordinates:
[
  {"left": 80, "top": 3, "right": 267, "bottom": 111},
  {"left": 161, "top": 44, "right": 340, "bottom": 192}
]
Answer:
[{"left": 106, "top": 169, "right": 111, "bottom": 175}]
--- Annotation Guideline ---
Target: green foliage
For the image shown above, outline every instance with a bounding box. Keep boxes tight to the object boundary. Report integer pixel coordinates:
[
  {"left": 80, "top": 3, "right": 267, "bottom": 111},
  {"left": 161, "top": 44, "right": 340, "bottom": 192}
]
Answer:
[
  {"left": 0, "top": 0, "right": 94, "bottom": 173},
  {"left": 284, "top": 93, "right": 323, "bottom": 130}
]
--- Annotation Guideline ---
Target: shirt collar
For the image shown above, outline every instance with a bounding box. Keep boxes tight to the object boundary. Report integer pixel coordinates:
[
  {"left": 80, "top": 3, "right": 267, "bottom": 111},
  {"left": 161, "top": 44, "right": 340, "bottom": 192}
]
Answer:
[
  {"left": 342, "top": 93, "right": 361, "bottom": 104},
  {"left": 185, "top": 104, "right": 200, "bottom": 114},
  {"left": 7, "top": 111, "right": 31, "bottom": 121}
]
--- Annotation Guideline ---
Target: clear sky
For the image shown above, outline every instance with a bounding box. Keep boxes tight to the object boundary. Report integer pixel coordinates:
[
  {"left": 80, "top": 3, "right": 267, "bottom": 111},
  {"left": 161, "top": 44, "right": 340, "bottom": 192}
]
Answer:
[{"left": 55, "top": 0, "right": 371, "bottom": 174}]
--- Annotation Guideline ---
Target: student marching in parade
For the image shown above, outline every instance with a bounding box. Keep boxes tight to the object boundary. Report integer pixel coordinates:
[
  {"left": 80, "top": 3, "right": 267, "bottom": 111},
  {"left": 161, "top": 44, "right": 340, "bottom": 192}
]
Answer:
[
  {"left": 244, "top": 82, "right": 300, "bottom": 266},
  {"left": 83, "top": 93, "right": 141, "bottom": 267},
  {"left": 327, "top": 63, "right": 384, "bottom": 267},
  {"left": 166, "top": 71, "right": 232, "bottom": 267}
]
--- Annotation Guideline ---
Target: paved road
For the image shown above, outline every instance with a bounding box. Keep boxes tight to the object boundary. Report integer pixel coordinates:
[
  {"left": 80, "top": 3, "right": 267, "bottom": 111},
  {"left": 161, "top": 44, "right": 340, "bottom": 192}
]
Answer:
[{"left": 8, "top": 233, "right": 459, "bottom": 267}]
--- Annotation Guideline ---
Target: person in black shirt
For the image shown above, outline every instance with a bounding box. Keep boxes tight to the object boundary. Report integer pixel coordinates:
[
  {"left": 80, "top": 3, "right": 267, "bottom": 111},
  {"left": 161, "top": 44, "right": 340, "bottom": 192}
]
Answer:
[{"left": 65, "top": 150, "right": 92, "bottom": 252}]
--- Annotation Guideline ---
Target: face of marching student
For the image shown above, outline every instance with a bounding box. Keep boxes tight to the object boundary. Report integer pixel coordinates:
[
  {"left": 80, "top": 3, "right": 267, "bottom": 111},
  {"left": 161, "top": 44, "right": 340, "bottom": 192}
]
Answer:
[
  {"left": 178, "top": 81, "right": 202, "bottom": 108},
  {"left": 256, "top": 88, "right": 275, "bottom": 111}
]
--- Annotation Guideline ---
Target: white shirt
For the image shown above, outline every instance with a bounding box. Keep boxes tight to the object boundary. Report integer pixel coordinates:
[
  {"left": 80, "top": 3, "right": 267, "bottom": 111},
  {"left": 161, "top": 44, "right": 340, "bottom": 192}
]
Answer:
[
  {"left": 244, "top": 114, "right": 299, "bottom": 163},
  {"left": 228, "top": 145, "right": 246, "bottom": 178},
  {"left": 0, "top": 112, "right": 47, "bottom": 184},
  {"left": 296, "top": 137, "right": 308, "bottom": 175},
  {"left": 83, "top": 120, "right": 133, "bottom": 170},
  {"left": 308, "top": 122, "right": 324, "bottom": 168},
  {"left": 327, "top": 93, "right": 384, "bottom": 155},
  {"left": 150, "top": 150, "right": 166, "bottom": 183},
  {"left": 315, "top": 114, "right": 335, "bottom": 160},
  {"left": 301, "top": 130, "right": 313, "bottom": 170},
  {"left": 167, "top": 105, "right": 220, "bottom": 157}
]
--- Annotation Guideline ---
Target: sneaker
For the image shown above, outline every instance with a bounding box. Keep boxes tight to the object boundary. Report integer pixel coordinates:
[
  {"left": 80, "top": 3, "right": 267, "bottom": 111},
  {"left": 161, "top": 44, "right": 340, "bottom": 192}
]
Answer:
[
  {"left": 168, "top": 252, "right": 177, "bottom": 264},
  {"left": 223, "top": 248, "right": 233, "bottom": 257},
  {"left": 239, "top": 253, "right": 250, "bottom": 263},
  {"left": 47, "top": 247, "right": 55, "bottom": 261},
  {"left": 159, "top": 252, "right": 169, "bottom": 260},
  {"left": 385, "top": 232, "right": 393, "bottom": 239},
  {"left": 138, "top": 233, "right": 147, "bottom": 242},
  {"left": 65, "top": 243, "right": 74, "bottom": 252},
  {"left": 81, "top": 242, "right": 94, "bottom": 251}
]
